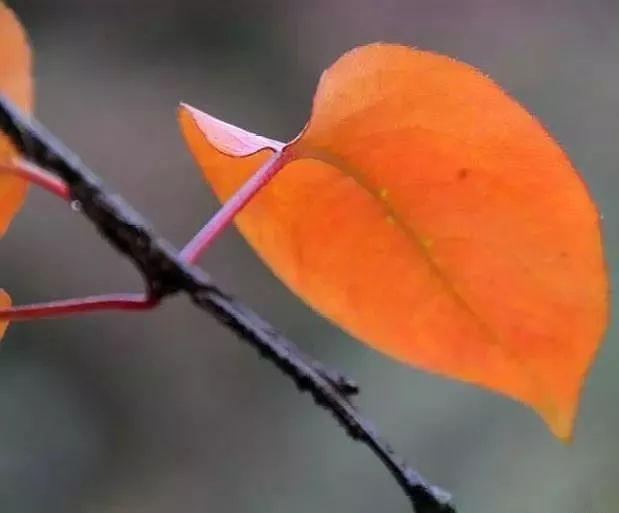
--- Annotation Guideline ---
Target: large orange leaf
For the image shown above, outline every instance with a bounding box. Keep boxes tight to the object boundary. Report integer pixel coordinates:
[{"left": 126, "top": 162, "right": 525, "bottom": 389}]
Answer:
[
  {"left": 0, "top": 2, "right": 33, "bottom": 336},
  {"left": 179, "top": 43, "right": 609, "bottom": 440}
]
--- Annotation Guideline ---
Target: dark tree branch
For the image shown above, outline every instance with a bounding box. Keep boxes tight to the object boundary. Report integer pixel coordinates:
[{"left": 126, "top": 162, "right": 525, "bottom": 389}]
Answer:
[{"left": 0, "top": 95, "right": 456, "bottom": 513}]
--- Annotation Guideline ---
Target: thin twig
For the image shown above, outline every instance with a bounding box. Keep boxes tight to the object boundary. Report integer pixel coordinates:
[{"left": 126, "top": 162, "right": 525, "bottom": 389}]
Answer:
[{"left": 0, "top": 95, "right": 455, "bottom": 513}]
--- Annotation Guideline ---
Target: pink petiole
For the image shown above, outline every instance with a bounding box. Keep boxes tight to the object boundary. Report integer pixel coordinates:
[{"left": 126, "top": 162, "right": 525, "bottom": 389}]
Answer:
[
  {"left": 0, "top": 293, "right": 157, "bottom": 322},
  {"left": 1, "top": 159, "right": 70, "bottom": 201},
  {"left": 179, "top": 149, "right": 291, "bottom": 264}
]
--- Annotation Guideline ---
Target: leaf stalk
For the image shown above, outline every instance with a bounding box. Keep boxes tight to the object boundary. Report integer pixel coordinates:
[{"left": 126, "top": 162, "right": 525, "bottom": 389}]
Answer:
[{"left": 180, "top": 149, "right": 292, "bottom": 264}]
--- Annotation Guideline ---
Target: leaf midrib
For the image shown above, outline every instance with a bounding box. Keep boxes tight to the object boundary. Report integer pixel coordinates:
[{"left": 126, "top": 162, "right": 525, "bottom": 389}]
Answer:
[{"left": 295, "top": 146, "right": 549, "bottom": 412}]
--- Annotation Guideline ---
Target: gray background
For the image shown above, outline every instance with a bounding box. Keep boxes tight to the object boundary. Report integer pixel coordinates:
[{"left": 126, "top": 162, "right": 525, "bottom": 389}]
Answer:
[{"left": 1, "top": 1, "right": 617, "bottom": 512}]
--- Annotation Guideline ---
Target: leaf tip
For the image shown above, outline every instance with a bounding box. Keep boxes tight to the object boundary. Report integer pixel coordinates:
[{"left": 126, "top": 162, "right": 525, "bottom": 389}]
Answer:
[
  {"left": 544, "top": 410, "right": 576, "bottom": 444},
  {"left": 533, "top": 384, "right": 584, "bottom": 442}
]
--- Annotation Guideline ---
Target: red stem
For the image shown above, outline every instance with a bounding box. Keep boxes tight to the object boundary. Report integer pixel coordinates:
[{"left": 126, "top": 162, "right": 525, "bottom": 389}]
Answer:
[
  {"left": 180, "top": 150, "right": 291, "bottom": 264},
  {"left": 0, "top": 161, "right": 156, "bottom": 322},
  {"left": 0, "top": 149, "right": 290, "bottom": 322},
  {"left": 0, "top": 161, "right": 155, "bottom": 322},
  {"left": 0, "top": 293, "right": 157, "bottom": 322},
  {"left": 0, "top": 159, "right": 70, "bottom": 201}
]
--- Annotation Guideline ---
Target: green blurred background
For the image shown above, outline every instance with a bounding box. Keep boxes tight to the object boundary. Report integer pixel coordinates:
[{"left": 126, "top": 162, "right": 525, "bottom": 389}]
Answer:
[{"left": 1, "top": 1, "right": 618, "bottom": 512}]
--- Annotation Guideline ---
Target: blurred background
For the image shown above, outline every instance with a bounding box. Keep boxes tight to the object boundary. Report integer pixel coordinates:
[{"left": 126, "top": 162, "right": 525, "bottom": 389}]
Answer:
[{"left": 1, "top": 0, "right": 618, "bottom": 512}]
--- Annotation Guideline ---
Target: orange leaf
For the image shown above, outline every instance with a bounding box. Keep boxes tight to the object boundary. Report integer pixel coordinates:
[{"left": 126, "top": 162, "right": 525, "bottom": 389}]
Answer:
[
  {"left": 0, "top": 289, "right": 10, "bottom": 339},
  {"left": 0, "top": 1, "right": 32, "bottom": 236},
  {"left": 0, "top": 1, "right": 33, "bottom": 338},
  {"left": 179, "top": 43, "right": 609, "bottom": 440}
]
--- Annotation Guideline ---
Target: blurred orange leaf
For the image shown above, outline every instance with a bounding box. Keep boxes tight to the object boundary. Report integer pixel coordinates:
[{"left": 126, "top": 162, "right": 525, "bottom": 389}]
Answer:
[
  {"left": 179, "top": 43, "right": 609, "bottom": 440},
  {"left": 0, "top": 1, "right": 33, "bottom": 336}
]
